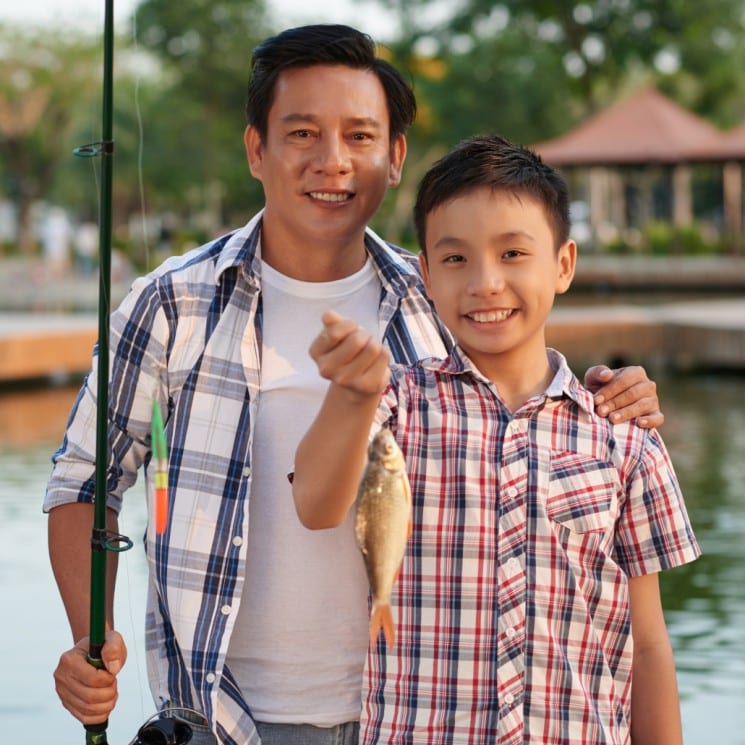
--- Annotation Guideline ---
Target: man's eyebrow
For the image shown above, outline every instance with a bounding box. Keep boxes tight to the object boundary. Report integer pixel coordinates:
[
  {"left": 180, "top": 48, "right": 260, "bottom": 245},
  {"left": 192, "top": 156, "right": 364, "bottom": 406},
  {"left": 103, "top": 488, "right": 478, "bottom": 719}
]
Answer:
[{"left": 279, "top": 113, "right": 384, "bottom": 129}]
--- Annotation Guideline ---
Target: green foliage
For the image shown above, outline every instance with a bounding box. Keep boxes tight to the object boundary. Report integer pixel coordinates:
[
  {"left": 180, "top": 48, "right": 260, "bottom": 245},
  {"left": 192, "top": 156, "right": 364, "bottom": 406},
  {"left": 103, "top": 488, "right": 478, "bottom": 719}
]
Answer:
[
  {"left": 605, "top": 221, "right": 722, "bottom": 256},
  {"left": 2, "top": 0, "right": 745, "bottom": 255}
]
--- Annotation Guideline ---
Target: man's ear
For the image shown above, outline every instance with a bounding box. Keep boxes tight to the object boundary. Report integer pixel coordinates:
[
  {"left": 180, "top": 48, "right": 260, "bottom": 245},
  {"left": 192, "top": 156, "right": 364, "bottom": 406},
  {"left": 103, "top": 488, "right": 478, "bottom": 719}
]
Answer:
[
  {"left": 388, "top": 134, "right": 407, "bottom": 187},
  {"left": 244, "top": 125, "right": 264, "bottom": 180},
  {"left": 556, "top": 240, "right": 577, "bottom": 294}
]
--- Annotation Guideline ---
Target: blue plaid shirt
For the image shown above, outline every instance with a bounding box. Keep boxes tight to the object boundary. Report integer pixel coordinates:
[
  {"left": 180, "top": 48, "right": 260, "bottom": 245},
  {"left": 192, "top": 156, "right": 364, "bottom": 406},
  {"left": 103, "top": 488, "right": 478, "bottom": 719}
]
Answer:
[{"left": 44, "top": 211, "right": 451, "bottom": 745}]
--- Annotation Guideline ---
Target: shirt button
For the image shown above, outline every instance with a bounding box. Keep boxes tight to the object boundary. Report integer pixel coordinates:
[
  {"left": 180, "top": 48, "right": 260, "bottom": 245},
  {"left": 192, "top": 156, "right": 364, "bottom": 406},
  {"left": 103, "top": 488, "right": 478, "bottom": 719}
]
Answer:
[
  {"left": 508, "top": 558, "right": 520, "bottom": 572},
  {"left": 232, "top": 536, "right": 243, "bottom": 547},
  {"left": 221, "top": 604, "right": 231, "bottom": 615},
  {"left": 504, "top": 487, "right": 516, "bottom": 500},
  {"left": 242, "top": 467, "right": 251, "bottom": 478},
  {"left": 504, "top": 692, "right": 515, "bottom": 705},
  {"left": 205, "top": 673, "right": 216, "bottom": 684},
  {"left": 505, "top": 627, "right": 516, "bottom": 639}
]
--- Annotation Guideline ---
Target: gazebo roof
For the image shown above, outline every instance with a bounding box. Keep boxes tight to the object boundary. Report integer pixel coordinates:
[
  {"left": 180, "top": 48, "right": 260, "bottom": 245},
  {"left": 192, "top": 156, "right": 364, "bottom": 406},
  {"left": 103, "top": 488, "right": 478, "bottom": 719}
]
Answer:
[
  {"left": 718, "top": 120, "right": 745, "bottom": 159},
  {"left": 532, "top": 86, "right": 731, "bottom": 166}
]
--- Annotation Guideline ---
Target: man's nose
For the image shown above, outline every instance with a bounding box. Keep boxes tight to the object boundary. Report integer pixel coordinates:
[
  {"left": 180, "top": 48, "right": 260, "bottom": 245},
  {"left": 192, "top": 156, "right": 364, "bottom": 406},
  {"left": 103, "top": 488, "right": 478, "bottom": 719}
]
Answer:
[{"left": 312, "top": 136, "right": 352, "bottom": 174}]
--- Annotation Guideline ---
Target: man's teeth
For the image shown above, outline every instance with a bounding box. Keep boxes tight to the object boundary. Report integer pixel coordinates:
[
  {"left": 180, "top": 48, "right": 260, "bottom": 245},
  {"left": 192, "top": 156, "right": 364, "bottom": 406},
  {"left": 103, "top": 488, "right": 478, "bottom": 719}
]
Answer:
[
  {"left": 310, "top": 192, "right": 350, "bottom": 202},
  {"left": 469, "top": 309, "right": 513, "bottom": 322}
]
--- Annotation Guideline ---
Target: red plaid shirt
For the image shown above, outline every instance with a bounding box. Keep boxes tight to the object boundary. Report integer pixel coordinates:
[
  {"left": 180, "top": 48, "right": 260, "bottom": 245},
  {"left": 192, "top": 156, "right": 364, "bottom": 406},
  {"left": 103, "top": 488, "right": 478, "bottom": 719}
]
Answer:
[{"left": 362, "top": 348, "right": 700, "bottom": 745}]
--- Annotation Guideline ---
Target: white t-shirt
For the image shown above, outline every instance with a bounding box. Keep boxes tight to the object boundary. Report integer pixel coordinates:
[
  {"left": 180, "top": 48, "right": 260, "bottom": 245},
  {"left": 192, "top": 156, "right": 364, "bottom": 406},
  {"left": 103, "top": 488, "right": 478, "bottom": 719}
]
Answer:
[{"left": 225, "top": 257, "right": 381, "bottom": 725}]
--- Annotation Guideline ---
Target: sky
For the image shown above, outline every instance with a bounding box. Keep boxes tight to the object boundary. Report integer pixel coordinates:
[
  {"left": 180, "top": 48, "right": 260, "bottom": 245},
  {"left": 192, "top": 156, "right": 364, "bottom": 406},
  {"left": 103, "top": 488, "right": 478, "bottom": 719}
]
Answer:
[{"left": 0, "top": 0, "right": 400, "bottom": 40}]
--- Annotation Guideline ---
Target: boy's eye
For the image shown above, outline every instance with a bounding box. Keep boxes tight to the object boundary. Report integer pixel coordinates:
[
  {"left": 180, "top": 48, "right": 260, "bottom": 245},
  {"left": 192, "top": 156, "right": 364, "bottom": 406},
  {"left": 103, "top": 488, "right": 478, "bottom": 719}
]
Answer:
[
  {"left": 443, "top": 254, "right": 465, "bottom": 264},
  {"left": 503, "top": 249, "right": 525, "bottom": 259}
]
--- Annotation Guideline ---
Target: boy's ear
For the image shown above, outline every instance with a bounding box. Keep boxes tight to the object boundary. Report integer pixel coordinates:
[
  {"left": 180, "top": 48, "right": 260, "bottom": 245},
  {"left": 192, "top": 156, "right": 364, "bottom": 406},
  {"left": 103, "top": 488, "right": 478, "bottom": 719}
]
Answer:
[
  {"left": 418, "top": 251, "right": 431, "bottom": 291},
  {"left": 556, "top": 239, "right": 577, "bottom": 294}
]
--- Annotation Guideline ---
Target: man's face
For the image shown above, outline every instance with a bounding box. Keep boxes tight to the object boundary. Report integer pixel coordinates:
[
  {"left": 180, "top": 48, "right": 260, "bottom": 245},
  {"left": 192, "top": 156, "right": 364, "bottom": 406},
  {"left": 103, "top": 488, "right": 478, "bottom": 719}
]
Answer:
[{"left": 245, "top": 64, "right": 406, "bottom": 270}]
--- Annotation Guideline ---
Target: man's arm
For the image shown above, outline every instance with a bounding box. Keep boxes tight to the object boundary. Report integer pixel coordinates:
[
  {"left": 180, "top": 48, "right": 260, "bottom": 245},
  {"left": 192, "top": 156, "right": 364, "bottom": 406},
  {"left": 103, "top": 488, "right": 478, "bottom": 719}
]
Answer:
[
  {"left": 48, "top": 502, "right": 126, "bottom": 724},
  {"left": 585, "top": 365, "right": 662, "bottom": 428},
  {"left": 628, "top": 572, "right": 683, "bottom": 745},
  {"left": 293, "top": 310, "right": 390, "bottom": 529}
]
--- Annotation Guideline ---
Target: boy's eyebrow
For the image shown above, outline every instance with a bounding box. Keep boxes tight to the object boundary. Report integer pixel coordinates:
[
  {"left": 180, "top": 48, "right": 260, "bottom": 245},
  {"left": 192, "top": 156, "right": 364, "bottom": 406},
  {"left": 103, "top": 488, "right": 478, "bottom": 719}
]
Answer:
[{"left": 431, "top": 229, "right": 537, "bottom": 250}]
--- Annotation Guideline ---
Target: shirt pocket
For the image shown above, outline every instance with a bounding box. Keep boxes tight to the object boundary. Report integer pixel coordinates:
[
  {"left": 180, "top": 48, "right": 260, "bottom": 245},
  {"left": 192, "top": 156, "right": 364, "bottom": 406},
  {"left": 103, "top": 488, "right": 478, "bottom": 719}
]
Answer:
[{"left": 545, "top": 452, "right": 621, "bottom": 536}]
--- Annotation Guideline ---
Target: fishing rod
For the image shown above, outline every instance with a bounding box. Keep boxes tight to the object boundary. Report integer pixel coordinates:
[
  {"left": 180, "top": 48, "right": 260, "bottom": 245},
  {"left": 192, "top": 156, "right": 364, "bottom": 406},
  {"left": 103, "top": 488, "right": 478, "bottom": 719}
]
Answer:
[
  {"left": 73, "top": 0, "right": 128, "bottom": 742},
  {"left": 73, "top": 2, "right": 193, "bottom": 743}
]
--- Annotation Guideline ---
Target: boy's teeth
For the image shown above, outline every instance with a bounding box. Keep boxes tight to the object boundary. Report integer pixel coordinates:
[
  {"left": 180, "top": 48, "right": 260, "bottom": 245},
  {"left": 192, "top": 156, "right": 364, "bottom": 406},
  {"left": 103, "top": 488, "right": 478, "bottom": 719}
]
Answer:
[
  {"left": 310, "top": 192, "right": 349, "bottom": 202},
  {"left": 470, "top": 309, "right": 512, "bottom": 322}
]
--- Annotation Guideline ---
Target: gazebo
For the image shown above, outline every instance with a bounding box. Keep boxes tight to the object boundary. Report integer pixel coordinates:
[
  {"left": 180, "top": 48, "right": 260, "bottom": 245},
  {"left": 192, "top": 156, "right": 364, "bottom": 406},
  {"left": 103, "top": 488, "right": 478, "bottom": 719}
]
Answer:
[{"left": 532, "top": 85, "right": 745, "bottom": 242}]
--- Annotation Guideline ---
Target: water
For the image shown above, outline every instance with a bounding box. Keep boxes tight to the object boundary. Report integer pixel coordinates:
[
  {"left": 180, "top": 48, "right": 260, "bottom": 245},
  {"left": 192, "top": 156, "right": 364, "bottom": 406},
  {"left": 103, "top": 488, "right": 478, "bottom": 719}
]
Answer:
[{"left": 1, "top": 377, "right": 744, "bottom": 744}]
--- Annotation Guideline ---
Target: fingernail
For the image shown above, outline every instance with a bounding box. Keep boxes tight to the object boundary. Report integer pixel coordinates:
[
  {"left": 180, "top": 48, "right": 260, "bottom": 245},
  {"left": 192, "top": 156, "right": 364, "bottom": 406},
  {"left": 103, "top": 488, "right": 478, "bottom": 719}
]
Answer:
[
  {"left": 595, "top": 395, "right": 605, "bottom": 405},
  {"left": 597, "top": 404, "right": 608, "bottom": 415}
]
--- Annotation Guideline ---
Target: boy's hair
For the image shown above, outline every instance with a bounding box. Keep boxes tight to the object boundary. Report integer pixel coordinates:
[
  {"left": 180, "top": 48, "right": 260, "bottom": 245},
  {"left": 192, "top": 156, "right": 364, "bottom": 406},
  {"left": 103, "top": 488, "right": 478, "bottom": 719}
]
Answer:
[
  {"left": 414, "top": 134, "right": 571, "bottom": 253},
  {"left": 246, "top": 24, "right": 416, "bottom": 142}
]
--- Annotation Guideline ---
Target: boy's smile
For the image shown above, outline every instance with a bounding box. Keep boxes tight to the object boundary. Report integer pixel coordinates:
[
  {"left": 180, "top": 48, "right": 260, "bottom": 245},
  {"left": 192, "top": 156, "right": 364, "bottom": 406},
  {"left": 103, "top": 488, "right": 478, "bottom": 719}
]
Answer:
[{"left": 419, "top": 187, "right": 575, "bottom": 398}]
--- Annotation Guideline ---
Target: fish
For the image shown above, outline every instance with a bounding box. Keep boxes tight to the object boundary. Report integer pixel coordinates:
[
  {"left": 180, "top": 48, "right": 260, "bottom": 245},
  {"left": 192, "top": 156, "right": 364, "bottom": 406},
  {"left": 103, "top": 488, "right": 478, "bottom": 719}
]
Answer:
[{"left": 355, "top": 427, "right": 412, "bottom": 649}]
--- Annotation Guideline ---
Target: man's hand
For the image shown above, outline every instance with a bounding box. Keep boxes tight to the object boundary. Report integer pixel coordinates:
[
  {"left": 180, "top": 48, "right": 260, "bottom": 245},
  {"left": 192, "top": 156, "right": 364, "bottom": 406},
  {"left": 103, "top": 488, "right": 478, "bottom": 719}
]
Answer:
[
  {"left": 584, "top": 365, "right": 663, "bottom": 428},
  {"left": 53, "top": 631, "right": 126, "bottom": 725}
]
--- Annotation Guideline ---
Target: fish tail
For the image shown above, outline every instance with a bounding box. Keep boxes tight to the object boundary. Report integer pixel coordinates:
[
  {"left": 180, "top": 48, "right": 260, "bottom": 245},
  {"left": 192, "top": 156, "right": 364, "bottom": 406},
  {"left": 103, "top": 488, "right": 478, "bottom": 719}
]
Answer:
[{"left": 370, "top": 601, "right": 395, "bottom": 648}]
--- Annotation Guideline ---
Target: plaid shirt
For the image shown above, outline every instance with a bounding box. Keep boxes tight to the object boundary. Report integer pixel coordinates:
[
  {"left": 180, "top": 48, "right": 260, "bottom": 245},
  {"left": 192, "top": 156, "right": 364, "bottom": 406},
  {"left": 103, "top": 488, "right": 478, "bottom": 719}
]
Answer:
[
  {"left": 363, "top": 347, "right": 700, "bottom": 745},
  {"left": 44, "top": 211, "right": 451, "bottom": 745}
]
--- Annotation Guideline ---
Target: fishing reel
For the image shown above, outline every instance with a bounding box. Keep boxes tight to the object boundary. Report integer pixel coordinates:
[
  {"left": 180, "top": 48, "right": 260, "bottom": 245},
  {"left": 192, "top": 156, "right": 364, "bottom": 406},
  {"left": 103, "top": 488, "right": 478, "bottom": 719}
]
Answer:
[{"left": 127, "top": 711, "right": 194, "bottom": 745}]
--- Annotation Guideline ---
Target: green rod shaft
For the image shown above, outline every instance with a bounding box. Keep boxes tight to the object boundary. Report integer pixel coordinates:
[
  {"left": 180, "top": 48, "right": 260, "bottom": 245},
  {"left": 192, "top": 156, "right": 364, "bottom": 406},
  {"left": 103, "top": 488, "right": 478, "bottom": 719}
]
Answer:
[{"left": 87, "top": 0, "right": 114, "bottom": 742}]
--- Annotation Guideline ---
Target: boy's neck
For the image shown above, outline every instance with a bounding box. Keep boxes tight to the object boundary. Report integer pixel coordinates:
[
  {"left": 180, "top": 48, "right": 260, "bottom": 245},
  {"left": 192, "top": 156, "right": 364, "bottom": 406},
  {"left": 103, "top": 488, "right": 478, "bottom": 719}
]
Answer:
[{"left": 468, "top": 341, "right": 555, "bottom": 413}]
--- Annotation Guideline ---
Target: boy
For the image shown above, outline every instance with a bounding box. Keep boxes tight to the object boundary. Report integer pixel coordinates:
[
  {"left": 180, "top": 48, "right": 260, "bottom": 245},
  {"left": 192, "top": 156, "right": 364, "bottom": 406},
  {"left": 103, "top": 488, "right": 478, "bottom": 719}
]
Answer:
[{"left": 292, "top": 134, "right": 700, "bottom": 744}]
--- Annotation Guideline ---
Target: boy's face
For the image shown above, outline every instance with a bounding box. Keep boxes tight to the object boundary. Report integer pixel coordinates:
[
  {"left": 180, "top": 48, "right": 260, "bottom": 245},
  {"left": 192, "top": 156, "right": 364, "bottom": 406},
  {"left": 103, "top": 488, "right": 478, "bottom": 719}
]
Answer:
[
  {"left": 244, "top": 64, "right": 406, "bottom": 268},
  {"left": 419, "top": 187, "right": 575, "bottom": 378}
]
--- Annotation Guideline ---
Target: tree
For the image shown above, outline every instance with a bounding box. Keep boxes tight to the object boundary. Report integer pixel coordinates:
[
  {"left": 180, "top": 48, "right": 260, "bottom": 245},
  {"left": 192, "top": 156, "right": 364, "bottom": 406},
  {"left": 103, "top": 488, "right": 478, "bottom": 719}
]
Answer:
[
  {"left": 0, "top": 27, "right": 101, "bottom": 252},
  {"left": 132, "top": 0, "right": 271, "bottom": 231}
]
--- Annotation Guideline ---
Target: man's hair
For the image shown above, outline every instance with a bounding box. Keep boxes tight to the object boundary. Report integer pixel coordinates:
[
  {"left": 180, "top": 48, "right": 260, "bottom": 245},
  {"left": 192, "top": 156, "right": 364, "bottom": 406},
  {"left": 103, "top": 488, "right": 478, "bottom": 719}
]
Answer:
[
  {"left": 414, "top": 134, "right": 571, "bottom": 253},
  {"left": 246, "top": 24, "right": 416, "bottom": 142}
]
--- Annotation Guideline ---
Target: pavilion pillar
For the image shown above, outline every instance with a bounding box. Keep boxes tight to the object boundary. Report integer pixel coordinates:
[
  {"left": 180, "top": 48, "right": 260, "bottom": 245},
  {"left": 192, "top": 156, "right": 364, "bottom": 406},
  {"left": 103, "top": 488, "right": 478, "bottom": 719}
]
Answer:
[
  {"left": 723, "top": 160, "right": 743, "bottom": 237},
  {"left": 672, "top": 164, "right": 692, "bottom": 226}
]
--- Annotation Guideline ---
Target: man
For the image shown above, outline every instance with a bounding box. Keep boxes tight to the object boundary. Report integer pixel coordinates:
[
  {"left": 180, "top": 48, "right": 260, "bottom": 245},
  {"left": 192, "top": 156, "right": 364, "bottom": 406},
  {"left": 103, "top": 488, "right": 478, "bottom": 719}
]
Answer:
[{"left": 47, "top": 25, "right": 662, "bottom": 745}]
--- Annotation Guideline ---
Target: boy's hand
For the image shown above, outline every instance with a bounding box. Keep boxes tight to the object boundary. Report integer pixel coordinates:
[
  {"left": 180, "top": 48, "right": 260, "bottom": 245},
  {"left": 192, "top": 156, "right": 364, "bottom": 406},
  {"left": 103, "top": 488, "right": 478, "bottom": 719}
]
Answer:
[
  {"left": 310, "top": 310, "right": 391, "bottom": 397},
  {"left": 585, "top": 365, "right": 663, "bottom": 428}
]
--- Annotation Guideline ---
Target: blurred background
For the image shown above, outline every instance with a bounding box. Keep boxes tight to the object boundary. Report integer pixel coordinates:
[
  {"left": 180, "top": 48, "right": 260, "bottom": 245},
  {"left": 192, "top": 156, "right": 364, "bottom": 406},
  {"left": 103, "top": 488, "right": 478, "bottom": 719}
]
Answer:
[{"left": 0, "top": 1, "right": 744, "bottom": 743}]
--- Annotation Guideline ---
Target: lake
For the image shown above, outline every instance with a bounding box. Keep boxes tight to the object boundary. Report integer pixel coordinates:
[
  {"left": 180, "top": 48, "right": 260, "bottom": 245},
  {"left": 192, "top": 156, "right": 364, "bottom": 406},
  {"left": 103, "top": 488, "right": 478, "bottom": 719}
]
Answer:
[{"left": 1, "top": 375, "right": 744, "bottom": 744}]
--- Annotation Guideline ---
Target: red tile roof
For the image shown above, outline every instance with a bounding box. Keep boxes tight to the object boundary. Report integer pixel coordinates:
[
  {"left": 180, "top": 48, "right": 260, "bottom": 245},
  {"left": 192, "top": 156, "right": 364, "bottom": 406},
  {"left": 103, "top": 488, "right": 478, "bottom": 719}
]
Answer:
[{"left": 533, "top": 86, "right": 743, "bottom": 165}]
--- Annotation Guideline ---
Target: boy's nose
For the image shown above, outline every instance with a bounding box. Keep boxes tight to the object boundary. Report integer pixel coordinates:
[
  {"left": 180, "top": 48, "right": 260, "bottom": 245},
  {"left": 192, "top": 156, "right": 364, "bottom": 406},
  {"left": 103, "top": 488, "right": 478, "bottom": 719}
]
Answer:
[{"left": 467, "top": 265, "right": 505, "bottom": 295}]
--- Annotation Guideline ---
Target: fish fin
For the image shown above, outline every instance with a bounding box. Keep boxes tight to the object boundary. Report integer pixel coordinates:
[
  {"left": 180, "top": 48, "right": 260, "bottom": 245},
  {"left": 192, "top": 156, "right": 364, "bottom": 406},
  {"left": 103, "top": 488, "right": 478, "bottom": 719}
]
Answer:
[
  {"left": 381, "top": 605, "right": 396, "bottom": 649},
  {"left": 369, "top": 602, "right": 396, "bottom": 649}
]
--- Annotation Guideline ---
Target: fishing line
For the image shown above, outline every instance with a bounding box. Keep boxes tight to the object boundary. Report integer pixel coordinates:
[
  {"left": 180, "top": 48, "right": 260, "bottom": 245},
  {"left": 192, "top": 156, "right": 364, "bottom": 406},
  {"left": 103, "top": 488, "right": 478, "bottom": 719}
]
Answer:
[
  {"left": 119, "top": 0, "right": 155, "bottom": 724},
  {"left": 130, "top": 4, "right": 152, "bottom": 271}
]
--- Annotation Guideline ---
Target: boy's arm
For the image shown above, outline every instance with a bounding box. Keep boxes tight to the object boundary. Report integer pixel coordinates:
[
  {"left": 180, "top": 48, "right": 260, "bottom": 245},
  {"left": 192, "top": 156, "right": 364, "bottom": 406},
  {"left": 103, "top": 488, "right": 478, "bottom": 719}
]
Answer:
[
  {"left": 585, "top": 365, "right": 662, "bottom": 428},
  {"left": 293, "top": 310, "right": 391, "bottom": 530},
  {"left": 628, "top": 573, "right": 683, "bottom": 745}
]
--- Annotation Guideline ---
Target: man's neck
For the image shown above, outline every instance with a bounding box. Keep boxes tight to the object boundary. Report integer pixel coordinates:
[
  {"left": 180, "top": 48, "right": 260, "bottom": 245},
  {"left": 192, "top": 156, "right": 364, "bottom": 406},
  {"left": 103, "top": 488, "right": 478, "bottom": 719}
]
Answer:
[{"left": 260, "top": 226, "right": 368, "bottom": 282}]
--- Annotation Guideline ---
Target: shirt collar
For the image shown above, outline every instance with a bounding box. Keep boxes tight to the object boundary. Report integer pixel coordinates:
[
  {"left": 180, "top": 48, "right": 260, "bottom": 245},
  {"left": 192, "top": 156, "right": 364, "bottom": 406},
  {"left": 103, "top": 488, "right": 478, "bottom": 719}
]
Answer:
[
  {"left": 422, "top": 345, "right": 595, "bottom": 415},
  {"left": 213, "top": 210, "right": 420, "bottom": 302}
]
